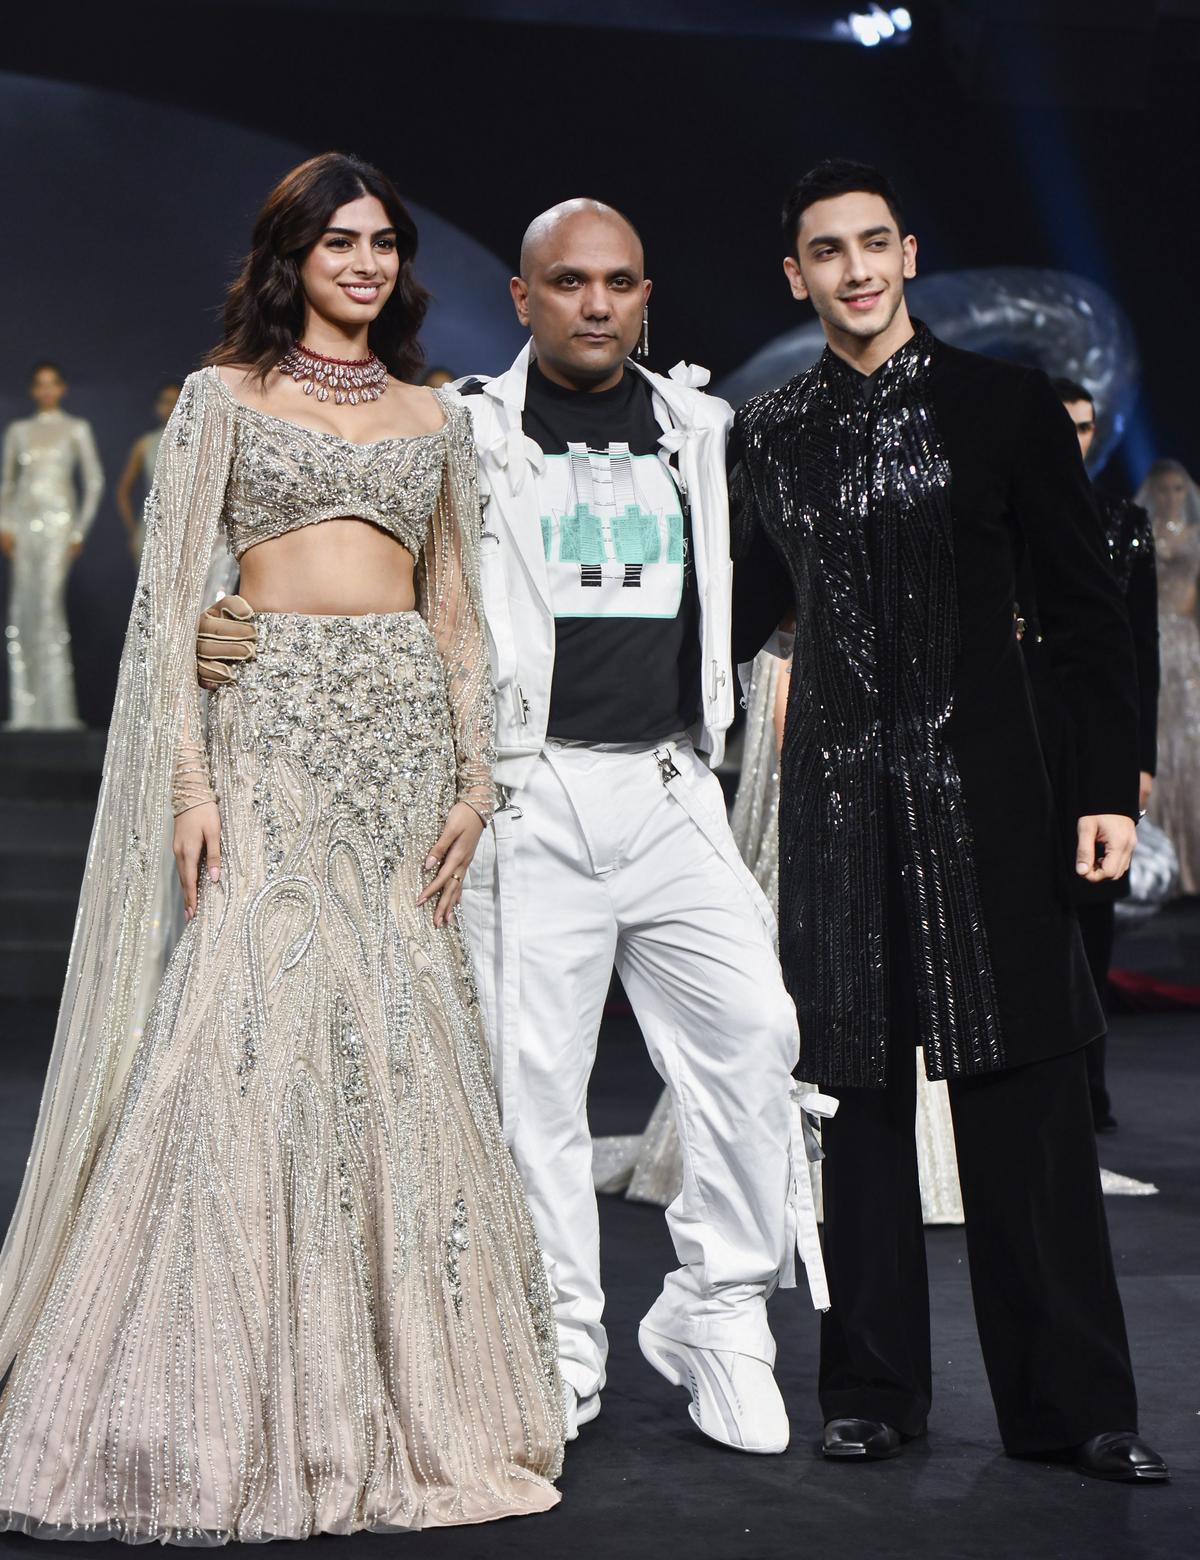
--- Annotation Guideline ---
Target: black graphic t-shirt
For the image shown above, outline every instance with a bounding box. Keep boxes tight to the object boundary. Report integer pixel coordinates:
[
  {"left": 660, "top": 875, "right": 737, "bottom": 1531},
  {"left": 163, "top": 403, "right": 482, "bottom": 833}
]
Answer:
[{"left": 468, "top": 360, "right": 700, "bottom": 742}]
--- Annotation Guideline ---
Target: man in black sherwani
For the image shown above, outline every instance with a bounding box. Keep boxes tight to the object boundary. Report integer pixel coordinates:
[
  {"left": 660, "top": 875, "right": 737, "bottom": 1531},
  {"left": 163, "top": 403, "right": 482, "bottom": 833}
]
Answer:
[{"left": 731, "top": 159, "right": 1167, "bottom": 1483}]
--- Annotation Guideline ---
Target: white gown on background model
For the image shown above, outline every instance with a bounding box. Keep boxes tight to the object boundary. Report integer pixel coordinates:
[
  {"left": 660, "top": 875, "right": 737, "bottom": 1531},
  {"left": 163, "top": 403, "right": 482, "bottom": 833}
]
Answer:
[
  {"left": 1138, "top": 468, "right": 1200, "bottom": 896},
  {"left": 0, "top": 410, "right": 103, "bottom": 729}
]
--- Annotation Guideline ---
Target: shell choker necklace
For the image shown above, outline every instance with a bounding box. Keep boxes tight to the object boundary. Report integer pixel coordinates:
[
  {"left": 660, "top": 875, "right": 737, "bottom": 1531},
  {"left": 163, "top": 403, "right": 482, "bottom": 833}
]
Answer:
[{"left": 276, "top": 342, "right": 388, "bottom": 405}]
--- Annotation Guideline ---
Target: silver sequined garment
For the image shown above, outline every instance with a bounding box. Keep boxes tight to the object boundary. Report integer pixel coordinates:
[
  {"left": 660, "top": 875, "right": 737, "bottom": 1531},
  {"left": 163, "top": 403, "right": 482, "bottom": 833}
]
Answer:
[
  {"left": 0, "top": 411, "right": 103, "bottom": 728},
  {"left": 130, "top": 425, "right": 167, "bottom": 563},
  {"left": 217, "top": 378, "right": 446, "bottom": 563},
  {"left": 0, "top": 377, "right": 563, "bottom": 1540},
  {"left": 1144, "top": 515, "right": 1200, "bottom": 894},
  {"left": 601, "top": 652, "right": 965, "bottom": 1225}
]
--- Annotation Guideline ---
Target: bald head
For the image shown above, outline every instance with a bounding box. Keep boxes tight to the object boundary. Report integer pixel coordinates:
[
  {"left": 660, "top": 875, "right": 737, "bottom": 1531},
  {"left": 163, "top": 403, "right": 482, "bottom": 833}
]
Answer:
[
  {"left": 519, "top": 198, "right": 643, "bottom": 278},
  {"left": 510, "top": 198, "right": 651, "bottom": 391}
]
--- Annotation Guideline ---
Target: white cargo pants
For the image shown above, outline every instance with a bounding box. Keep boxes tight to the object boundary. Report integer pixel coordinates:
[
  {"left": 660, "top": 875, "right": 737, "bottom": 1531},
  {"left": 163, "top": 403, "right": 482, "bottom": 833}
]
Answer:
[{"left": 460, "top": 736, "right": 801, "bottom": 1401}]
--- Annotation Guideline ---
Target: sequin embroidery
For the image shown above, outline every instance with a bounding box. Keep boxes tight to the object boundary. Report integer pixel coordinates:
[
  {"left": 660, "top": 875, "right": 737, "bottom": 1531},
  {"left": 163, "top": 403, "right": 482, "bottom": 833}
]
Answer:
[
  {"left": 216, "top": 377, "right": 447, "bottom": 563},
  {"left": 734, "top": 323, "right": 1004, "bottom": 1086}
]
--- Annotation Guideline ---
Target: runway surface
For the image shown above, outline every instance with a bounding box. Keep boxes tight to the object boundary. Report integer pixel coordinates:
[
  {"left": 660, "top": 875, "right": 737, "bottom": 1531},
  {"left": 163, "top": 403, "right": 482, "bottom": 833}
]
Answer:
[{"left": 1, "top": 906, "right": 1196, "bottom": 1560}]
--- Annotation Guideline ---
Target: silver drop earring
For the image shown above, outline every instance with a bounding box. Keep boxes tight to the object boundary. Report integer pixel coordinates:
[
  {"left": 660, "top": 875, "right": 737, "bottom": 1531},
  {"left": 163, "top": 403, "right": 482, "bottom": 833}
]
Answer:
[{"left": 635, "top": 304, "right": 650, "bottom": 362}]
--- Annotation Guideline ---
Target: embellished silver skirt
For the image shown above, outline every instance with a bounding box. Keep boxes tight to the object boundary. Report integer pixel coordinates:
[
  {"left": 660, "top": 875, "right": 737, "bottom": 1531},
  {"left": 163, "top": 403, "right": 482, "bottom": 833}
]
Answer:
[{"left": 0, "top": 612, "right": 563, "bottom": 1543}]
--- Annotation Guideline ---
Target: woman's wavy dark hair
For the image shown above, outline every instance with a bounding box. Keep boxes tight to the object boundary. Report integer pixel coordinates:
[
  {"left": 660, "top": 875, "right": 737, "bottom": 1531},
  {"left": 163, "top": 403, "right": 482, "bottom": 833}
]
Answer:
[{"left": 209, "top": 152, "right": 430, "bottom": 384}]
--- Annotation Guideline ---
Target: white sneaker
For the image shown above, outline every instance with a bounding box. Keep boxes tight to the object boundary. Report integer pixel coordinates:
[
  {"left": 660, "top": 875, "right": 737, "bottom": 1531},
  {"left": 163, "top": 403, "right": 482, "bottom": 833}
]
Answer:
[
  {"left": 638, "top": 1324, "right": 790, "bottom": 1454},
  {"left": 562, "top": 1382, "right": 602, "bottom": 1442}
]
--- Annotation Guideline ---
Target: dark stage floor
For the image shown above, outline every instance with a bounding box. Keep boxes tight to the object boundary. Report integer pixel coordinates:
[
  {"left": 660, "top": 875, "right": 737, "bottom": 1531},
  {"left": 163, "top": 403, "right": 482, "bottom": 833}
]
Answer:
[{"left": 1, "top": 909, "right": 1197, "bottom": 1560}]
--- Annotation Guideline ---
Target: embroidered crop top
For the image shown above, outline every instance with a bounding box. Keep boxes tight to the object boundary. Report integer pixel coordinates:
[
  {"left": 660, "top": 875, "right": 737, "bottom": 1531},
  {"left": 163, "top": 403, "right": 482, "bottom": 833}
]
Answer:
[
  {"left": 214, "top": 370, "right": 449, "bottom": 560},
  {"left": 168, "top": 370, "right": 495, "bottom": 823}
]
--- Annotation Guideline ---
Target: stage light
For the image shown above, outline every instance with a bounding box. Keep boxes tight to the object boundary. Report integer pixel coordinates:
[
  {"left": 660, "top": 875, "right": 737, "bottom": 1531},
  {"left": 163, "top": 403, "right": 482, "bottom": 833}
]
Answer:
[
  {"left": 836, "top": 6, "right": 913, "bottom": 48},
  {"left": 850, "top": 14, "right": 882, "bottom": 46}
]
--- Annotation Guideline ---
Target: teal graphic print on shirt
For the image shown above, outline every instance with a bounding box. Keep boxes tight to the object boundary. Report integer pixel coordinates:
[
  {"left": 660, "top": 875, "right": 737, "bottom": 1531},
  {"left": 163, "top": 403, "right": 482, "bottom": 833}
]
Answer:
[
  {"left": 540, "top": 444, "right": 685, "bottom": 620},
  {"left": 543, "top": 504, "right": 684, "bottom": 566}
]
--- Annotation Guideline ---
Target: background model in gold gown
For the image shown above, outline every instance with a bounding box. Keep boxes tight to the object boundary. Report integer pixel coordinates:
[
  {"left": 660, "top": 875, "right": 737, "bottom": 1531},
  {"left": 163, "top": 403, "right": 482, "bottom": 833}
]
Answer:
[
  {"left": 0, "top": 363, "right": 103, "bottom": 729},
  {"left": 1138, "top": 459, "right": 1200, "bottom": 896}
]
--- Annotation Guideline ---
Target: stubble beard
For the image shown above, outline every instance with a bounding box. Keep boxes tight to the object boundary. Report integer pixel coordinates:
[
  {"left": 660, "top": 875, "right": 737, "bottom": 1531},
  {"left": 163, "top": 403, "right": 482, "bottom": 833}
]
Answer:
[{"left": 820, "top": 283, "right": 903, "bottom": 343}]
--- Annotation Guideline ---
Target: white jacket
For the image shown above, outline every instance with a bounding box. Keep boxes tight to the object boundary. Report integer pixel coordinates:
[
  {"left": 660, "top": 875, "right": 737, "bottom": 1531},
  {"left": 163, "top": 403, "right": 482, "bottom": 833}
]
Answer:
[{"left": 453, "top": 342, "right": 736, "bottom": 790}]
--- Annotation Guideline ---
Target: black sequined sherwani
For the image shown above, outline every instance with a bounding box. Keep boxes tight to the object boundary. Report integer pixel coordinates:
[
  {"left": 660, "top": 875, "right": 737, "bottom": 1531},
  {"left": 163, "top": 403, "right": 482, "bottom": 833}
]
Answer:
[{"left": 731, "top": 325, "right": 1140, "bottom": 1089}]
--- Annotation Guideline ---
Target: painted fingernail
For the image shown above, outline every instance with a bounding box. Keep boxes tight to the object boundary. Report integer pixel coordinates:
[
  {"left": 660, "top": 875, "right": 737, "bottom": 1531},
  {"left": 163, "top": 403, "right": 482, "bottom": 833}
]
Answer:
[{"left": 210, "top": 866, "right": 220, "bottom": 883}]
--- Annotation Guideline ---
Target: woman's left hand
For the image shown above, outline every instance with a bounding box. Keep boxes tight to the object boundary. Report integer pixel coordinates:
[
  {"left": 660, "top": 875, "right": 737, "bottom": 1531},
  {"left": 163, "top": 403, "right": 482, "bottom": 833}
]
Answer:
[{"left": 417, "top": 802, "right": 485, "bottom": 926}]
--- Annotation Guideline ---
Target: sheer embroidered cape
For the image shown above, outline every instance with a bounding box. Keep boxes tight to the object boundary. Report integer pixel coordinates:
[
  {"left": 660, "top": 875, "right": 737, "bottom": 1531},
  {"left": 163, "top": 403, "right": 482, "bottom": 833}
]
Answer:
[{"left": 0, "top": 370, "right": 493, "bottom": 1373}]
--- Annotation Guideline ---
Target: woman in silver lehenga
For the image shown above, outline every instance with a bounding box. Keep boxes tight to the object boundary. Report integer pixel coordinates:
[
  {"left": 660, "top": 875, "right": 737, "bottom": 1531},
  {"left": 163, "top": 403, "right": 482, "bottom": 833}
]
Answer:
[
  {"left": 0, "top": 154, "right": 562, "bottom": 1543},
  {"left": 1138, "top": 459, "right": 1200, "bottom": 896},
  {"left": 0, "top": 361, "right": 103, "bottom": 729}
]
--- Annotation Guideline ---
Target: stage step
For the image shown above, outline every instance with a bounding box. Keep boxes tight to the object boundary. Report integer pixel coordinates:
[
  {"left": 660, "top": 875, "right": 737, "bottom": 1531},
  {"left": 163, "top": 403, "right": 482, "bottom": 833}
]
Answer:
[
  {"left": 0, "top": 764, "right": 101, "bottom": 802},
  {"left": 0, "top": 730, "right": 107, "bottom": 770},
  {"left": 0, "top": 730, "right": 101, "bottom": 999},
  {"left": 0, "top": 847, "right": 87, "bottom": 895},
  {"left": 0, "top": 940, "right": 73, "bottom": 1000},
  {"left": 0, "top": 890, "right": 78, "bottom": 942},
  {"left": 0, "top": 799, "right": 96, "bottom": 850}
]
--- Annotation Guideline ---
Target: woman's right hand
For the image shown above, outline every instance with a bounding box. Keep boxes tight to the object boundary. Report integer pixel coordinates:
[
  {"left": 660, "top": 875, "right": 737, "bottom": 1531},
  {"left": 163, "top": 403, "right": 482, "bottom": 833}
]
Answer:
[{"left": 173, "top": 801, "right": 222, "bottom": 921}]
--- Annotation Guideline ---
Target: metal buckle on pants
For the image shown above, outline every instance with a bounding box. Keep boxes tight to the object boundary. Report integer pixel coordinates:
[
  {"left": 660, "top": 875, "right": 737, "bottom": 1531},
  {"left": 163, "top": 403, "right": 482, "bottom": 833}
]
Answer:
[
  {"left": 653, "top": 746, "right": 681, "bottom": 785},
  {"left": 495, "top": 783, "right": 523, "bottom": 820}
]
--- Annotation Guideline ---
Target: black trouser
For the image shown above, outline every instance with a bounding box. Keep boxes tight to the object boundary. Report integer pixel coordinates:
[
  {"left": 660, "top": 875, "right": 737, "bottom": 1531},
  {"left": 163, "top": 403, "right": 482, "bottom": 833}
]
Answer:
[
  {"left": 1077, "top": 901, "right": 1116, "bottom": 1123},
  {"left": 818, "top": 888, "right": 1138, "bottom": 1453}
]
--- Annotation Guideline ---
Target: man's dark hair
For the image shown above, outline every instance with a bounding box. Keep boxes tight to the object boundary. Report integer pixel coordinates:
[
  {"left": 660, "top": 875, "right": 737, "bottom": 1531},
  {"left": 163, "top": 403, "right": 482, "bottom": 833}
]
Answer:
[
  {"left": 781, "top": 158, "right": 905, "bottom": 254},
  {"left": 30, "top": 360, "right": 66, "bottom": 382},
  {"left": 1050, "top": 376, "right": 1093, "bottom": 407}
]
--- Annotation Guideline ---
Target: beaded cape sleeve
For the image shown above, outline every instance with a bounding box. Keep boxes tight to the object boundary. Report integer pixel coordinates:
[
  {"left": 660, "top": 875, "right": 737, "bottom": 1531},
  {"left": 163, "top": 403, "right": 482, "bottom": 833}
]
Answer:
[
  {"left": 416, "top": 392, "right": 496, "bottom": 822},
  {"left": 0, "top": 370, "right": 235, "bottom": 1373}
]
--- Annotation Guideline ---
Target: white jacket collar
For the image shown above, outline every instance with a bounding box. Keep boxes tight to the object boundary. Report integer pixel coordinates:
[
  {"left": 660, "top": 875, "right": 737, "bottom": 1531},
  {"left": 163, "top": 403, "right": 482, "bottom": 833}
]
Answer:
[
  {"left": 628, "top": 355, "right": 712, "bottom": 432},
  {"left": 475, "top": 342, "right": 717, "bottom": 480},
  {"left": 482, "top": 340, "right": 711, "bottom": 422},
  {"left": 480, "top": 340, "right": 533, "bottom": 413}
]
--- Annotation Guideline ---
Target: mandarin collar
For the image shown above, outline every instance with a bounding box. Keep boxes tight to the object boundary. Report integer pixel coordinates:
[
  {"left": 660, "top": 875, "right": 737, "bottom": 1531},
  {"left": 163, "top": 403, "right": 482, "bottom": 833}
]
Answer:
[{"left": 819, "top": 318, "right": 935, "bottom": 389}]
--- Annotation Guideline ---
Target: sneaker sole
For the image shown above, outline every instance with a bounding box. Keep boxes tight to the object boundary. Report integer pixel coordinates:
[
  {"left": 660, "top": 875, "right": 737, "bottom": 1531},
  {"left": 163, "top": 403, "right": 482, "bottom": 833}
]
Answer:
[{"left": 638, "top": 1327, "right": 787, "bottom": 1456}]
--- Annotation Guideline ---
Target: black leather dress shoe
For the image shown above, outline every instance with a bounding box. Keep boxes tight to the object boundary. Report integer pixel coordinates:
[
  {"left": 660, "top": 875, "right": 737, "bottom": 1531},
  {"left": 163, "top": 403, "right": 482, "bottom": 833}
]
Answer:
[
  {"left": 1073, "top": 1432, "right": 1169, "bottom": 1483},
  {"left": 822, "top": 1418, "right": 903, "bottom": 1461}
]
